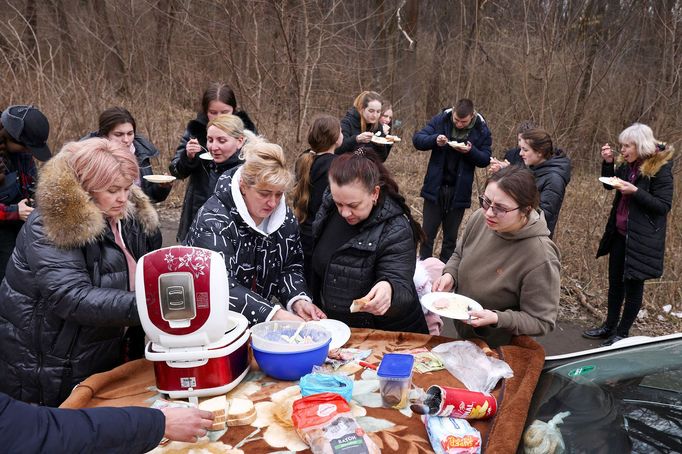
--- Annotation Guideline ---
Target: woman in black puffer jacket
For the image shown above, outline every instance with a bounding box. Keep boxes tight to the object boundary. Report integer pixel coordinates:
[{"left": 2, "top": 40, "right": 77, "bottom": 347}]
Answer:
[
  {"left": 311, "top": 148, "right": 428, "bottom": 333},
  {"left": 169, "top": 83, "right": 257, "bottom": 242},
  {"left": 0, "top": 138, "right": 161, "bottom": 406},
  {"left": 518, "top": 128, "right": 571, "bottom": 238},
  {"left": 583, "top": 123, "right": 674, "bottom": 346},
  {"left": 335, "top": 91, "right": 392, "bottom": 162}
]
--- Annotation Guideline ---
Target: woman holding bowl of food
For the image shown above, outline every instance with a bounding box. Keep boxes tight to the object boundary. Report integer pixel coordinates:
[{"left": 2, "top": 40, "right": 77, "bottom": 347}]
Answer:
[
  {"left": 583, "top": 123, "right": 674, "bottom": 346},
  {"left": 432, "top": 166, "right": 561, "bottom": 347}
]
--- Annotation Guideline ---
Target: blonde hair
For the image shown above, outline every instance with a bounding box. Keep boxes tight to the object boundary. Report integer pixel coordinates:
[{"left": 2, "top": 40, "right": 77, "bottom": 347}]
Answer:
[
  {"left": 208, "top": 114, "right": 245, "bottom": 138},
  {"left": 61, "top": 138, "right": 139, "bottom": 193},
  {"left": 239, "top": 140, "right": 292, "bottom": 188}
]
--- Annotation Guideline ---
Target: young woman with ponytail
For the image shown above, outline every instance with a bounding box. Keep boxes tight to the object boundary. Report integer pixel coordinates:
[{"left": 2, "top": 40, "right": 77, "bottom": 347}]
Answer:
[
  {"left": 309, "top": 148, "right": 428, "bottom": 333},
  {"left": 291, "top": 115, "right": 343, "bottom": 281}
]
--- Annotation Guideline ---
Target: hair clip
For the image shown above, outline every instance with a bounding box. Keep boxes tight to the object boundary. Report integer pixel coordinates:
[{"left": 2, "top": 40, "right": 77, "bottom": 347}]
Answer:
[{"left": 354, "top": 148, "right": 366, "bottom": 157}]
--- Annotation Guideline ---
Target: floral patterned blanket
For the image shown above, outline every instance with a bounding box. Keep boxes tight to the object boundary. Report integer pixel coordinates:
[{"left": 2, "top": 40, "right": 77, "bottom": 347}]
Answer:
[{"left": 61, "top": 329, "right": 544, "bottom": 453}]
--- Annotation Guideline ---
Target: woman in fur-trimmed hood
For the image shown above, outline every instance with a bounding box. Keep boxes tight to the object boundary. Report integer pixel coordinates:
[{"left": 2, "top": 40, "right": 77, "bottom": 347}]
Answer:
[
  {"left": 0, "top": 138, "right": 161, "bottom": 407},
  {"left": 583, "top": 123, "right": 674, "bottom": 347}
]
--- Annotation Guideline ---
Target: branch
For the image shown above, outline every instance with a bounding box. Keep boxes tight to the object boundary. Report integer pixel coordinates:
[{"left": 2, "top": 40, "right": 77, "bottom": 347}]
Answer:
[{"left": 396, "top": 0, "right": 415, "bottom": 51}]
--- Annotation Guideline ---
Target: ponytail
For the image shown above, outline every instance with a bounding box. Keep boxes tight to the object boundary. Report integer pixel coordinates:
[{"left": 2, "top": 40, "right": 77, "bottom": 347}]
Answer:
[{"left": 292, "top": 150, "right": 317, "bottom": 222}]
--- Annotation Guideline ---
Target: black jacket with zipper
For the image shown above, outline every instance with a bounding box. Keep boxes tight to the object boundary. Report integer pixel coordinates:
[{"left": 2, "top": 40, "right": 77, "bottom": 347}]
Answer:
[
  {"left": 0, "top": 153, "right": 161, "bottom": 406},
  {"left": 311, "top": 191, "right": 428, "bottom": 333}
]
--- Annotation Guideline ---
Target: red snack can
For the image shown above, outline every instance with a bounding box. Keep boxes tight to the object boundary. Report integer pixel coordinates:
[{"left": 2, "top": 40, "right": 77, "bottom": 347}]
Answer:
[{"left": 424, "top": 385, "right": 497, "bottom": 419}]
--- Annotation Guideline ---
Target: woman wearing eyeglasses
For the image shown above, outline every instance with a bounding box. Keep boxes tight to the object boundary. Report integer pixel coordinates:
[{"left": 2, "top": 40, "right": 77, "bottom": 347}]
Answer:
[{"left": 432, "top": 165, "right": 560, "bottom": 347}]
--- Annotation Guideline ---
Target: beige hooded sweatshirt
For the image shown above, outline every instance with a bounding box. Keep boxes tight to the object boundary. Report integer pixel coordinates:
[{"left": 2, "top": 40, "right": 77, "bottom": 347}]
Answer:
[{"left": 443, "top": 208, "right": 560, "bottom": 347}]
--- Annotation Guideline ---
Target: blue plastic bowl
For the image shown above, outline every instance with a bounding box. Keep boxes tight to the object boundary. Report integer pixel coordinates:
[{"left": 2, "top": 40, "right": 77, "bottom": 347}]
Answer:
[{"left": 252, "top": 339, "right": 331, "bottom": 381}]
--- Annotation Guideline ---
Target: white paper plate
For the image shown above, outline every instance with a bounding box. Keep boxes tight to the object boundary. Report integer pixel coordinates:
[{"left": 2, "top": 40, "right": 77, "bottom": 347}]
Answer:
[
  {"left": 448, "top": 141, "right": 467, "bottom": 149},
  {"left": 370, "top": 136, "right": 391, "bottom": 145},
  {"left": 309, "top": 319, "right": 351, "bottom": 350},
  {"left": 599, "top": 176, "right": 621, "bottom": 187},
  {"left": 142, "top": 175, "right": 176, "bottom": 184},
  {"left": 421, "top": 292, "right": 483, "bottom": 320},
  {"left": 199, "top": 152, "right": 213, "bottom": 161}
]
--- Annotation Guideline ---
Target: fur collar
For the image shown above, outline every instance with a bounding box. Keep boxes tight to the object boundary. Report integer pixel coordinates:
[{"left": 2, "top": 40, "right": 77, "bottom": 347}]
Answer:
[
  {"left": 618, "top": 149, "right": 674, "bottom": 178},
  {"left": 35, "top": 153, "right": 159, "bottom": 249}
]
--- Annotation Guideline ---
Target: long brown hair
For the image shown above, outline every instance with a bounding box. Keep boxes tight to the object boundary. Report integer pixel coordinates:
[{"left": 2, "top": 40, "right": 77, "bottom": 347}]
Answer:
[
  {"left": 291, "top": 115, "right": 341, "bottom": 223},
  {"left": 352, "top": 91, "right": 382, "bottom": 133},
  {"left": 329, "top": 148, "right": 425, "bottom": 245}
]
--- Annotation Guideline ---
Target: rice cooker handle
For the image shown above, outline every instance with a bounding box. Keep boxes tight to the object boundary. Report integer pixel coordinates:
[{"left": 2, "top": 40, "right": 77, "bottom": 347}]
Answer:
[{"left": 144, "top": 329, "right": 250, "bottom": 363}]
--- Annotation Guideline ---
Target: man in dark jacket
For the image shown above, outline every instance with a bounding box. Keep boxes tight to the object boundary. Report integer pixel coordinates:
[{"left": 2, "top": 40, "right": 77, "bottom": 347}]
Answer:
[
  {"left": 413, "top": 99, "right": 492, "bottom": 262},
  {"left": 0, "top": 392, "right": 213, "bottom": 453}
]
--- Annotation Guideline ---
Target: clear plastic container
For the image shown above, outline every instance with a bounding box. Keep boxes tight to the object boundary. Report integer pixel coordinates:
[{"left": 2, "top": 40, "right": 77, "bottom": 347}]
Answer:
[{"left": 377, "top": 353, "right": 414, "bottom": 409}]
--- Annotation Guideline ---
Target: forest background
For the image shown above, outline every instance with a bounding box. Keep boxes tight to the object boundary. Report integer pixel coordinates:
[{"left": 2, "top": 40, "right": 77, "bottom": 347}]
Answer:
[{"left": 1, "top": 0, "right": 680, "bottom": 334}]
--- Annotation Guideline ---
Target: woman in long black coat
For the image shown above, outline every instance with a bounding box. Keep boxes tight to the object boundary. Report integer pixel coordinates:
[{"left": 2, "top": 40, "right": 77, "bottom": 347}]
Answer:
[{"left": 583, "top": 123, "right": 674, "bottom": 346}]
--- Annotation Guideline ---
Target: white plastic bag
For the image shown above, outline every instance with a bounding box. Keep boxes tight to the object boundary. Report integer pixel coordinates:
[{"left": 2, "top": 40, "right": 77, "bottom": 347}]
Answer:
[
  {"left": 523, "top": 411, "right": 571, "bottom": 454},
  {"left": 432, "top": 341, "right": 513, "bottom": 393}
]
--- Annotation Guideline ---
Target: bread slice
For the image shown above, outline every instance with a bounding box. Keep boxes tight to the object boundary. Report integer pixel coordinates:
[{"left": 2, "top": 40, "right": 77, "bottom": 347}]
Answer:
[
  {"left": 210, "top": 421, "right": 227, "bottom": 431},
  {"left": 198, "top": 395, "right": 227, "bottom": 419},
  {"left": 227, "top": 398, "right": 254, "bottom": 419},
  {"left": 225, "top": 397, "right": 256, "bottom": 427},
  {"left": 226, "top": 410, "right": 257, "bottom": 426},
  {"left": 350, "top": 297, "right": 369, "bottom": 313}
]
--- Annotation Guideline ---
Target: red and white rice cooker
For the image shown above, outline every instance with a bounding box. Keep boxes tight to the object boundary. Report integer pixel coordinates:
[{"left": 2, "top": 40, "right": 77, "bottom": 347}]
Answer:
[{"left": 135, "top": 246, "right": 250, "bottom": 398}]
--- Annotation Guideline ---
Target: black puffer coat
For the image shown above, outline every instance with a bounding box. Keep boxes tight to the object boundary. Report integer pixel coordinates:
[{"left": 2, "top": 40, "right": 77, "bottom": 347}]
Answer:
[
  {"left": 596, "top": 150, "right": 674, "bottom": 280},
  {"left": 335, "top": 107, "right": 392, "bottom": 161},
  {"left": 169, "top": 110, "right": 256, "bottom": 242},
  {"left": 81, "top": 132, "right": 171, "bottom": 203},
  {"left": 531, "top": 153, "right": 571, "bottom": 237},
  {"left": 185, "top": 167, "right": 311, "bottom": 325},
  {"left": 311, "top": 191, "right": 428, "bottom": 333},
  {"left": 0, "top": 153, "right": 161, "bottom": 406}
]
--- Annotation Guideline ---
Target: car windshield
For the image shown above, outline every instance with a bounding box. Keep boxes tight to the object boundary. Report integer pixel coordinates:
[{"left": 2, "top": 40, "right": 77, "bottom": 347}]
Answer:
[{"left": 522, "top": 338, "right": 682, "bottom": 453}]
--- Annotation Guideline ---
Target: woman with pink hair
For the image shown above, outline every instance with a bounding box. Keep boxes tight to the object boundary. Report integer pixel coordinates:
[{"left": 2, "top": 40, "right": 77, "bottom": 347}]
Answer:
[{"left": 0, "top": 138, "right": 161, "bottom": 406}]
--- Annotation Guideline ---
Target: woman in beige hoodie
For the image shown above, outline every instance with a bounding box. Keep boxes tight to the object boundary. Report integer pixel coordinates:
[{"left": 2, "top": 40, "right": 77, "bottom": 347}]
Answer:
[{"left": 433, "top": 166, "right": 561, "bottom": 347}]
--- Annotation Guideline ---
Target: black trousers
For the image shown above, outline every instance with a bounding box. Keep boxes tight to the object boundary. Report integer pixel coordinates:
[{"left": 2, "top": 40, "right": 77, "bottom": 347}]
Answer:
[
  {"left": 419, "top": 186, "right": 465, "bottom": 263},
  {"left": 605, "top": 233, "right": 645, "bottom": 337}
]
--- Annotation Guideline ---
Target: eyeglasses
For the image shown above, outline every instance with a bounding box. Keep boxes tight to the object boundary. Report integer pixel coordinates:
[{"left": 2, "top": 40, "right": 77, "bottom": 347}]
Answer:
[{"left": 478, "top": 195, "right": 520, "bottom": 217}]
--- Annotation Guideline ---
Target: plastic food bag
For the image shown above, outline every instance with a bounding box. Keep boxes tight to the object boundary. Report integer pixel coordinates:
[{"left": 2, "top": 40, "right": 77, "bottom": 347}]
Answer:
[
  {"left": 300, "top": 371, "right": 354, "bottom": 403},
  {"left": 292, "top": 393, "right": 380, "bottom": 454},
  {"left": 432, "top": 341, "right": 513, "bottom": 393},
  {"left": 423, "top": 415, "right": 482, "bottom": 454},
  {"left": 523, "top": 411, "right": 571, "bottom": 454}
]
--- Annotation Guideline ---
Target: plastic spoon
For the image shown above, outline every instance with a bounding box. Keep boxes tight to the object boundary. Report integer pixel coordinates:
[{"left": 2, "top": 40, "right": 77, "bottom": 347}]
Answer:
[{"left": 287, "top": 322, "right": 306, "bottom": 344}]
